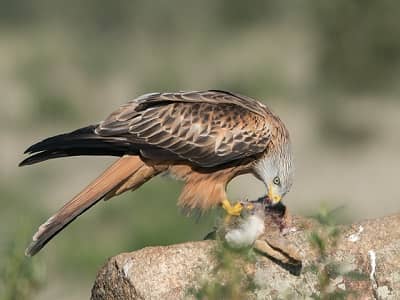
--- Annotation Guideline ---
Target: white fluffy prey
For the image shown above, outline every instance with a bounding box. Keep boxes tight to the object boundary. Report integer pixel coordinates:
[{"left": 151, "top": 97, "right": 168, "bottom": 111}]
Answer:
[{"left": 225, "top": 214, "right": 265, "bottom": 249}]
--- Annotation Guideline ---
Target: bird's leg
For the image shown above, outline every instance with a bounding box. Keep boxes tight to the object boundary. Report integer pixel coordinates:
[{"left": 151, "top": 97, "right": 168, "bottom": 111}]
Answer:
[{"left": 221, "top": 199, "right": 243, "bottom": 216}]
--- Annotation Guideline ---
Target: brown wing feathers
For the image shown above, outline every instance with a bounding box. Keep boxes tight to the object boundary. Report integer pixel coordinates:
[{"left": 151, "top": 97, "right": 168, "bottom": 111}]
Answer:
[{"left": 97, "top": 92, "right": 271, "bottom": 167}]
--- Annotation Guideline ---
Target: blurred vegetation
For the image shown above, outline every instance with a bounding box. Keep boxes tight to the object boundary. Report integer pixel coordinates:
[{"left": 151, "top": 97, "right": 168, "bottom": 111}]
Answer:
[
  {"left": 188, "top": 241, "right": 257, "bottom": 300},
  {"left": 307, "top": 206, "right": 368, "bottom": 299},
  {"left": 0, "top": 228, "right": 45, "bottom": 300},
  {"left": 311, "top": 0, "right": 400, "bottom": 93},
  {"left": 1, "top": 0, "right": 399, "bottom": 95},
  {"left": 0, "top": 1, "right": 399, "bottom": 299}
]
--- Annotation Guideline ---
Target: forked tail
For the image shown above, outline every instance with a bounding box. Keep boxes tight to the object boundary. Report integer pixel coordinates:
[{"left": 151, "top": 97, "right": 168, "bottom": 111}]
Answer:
[{"left": 25, "top": 155, "right": 151, "bottom": 256}]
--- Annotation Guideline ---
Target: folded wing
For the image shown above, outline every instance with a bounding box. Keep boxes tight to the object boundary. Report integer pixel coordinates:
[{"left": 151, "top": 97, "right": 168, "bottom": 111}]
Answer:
[{"left": 97, "top": 90, "right": 272, "bottom": 167}]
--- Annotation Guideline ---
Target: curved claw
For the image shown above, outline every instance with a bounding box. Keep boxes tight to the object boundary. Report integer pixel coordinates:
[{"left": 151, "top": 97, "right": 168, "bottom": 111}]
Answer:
[{"left": 221, "top": 199, "right": 243, "bottom": 216}]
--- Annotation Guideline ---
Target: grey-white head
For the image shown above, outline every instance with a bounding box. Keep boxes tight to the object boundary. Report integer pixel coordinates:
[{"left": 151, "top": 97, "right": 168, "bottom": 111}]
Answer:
[{"left": 253, "top": 142, "right": 294, "bottom": 205}]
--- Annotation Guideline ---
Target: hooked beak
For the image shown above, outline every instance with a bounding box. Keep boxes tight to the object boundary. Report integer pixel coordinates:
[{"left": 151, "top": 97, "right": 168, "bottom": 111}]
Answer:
[{"left": 267, "top": 185, "right": 282, "bottom": 206}]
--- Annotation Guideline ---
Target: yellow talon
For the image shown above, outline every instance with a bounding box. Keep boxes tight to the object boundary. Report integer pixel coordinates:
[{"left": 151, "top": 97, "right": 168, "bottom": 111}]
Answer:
[{"left": 221, "top": 199, "right": 243, "bottom": 216}]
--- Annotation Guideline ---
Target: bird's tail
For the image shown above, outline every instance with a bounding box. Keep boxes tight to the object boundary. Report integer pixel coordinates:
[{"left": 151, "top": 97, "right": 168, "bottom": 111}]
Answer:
[
  {"left": 25, "top": 155, "right": 155, "bottom": 256},
  {"left": 19, "top": 125, "right": 131, "bottom": 166}
]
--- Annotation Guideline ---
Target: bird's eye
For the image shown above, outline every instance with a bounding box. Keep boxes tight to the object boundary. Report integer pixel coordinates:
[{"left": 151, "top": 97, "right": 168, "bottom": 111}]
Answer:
[{"left": 273, "top": 176, "right": 281, "bottom": 185}]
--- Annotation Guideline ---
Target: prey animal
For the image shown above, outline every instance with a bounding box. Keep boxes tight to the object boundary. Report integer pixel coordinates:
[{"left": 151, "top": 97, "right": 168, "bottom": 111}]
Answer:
[
  {"left": 20, "top": 90, "right": 294, "bottom": 256},
  {"left": 218, "top": 201, "right": 267, "bottom": 249},
  {"left": 210, "top": 197, "right": 301, "bottom": 265}
]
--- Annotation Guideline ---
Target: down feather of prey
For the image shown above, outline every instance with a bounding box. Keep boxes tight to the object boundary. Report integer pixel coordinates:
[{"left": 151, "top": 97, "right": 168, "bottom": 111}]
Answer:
[{"left": 225, "top": 214, "right": 265, "bottom": 248}]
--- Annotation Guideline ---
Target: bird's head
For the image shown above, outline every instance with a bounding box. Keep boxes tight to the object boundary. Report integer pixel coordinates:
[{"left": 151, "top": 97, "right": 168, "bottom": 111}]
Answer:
[{"left": 254, "top": 142, "right": 294, "bottom": 206}]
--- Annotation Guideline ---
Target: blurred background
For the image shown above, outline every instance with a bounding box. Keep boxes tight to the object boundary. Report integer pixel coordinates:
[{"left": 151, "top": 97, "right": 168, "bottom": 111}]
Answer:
[{"left": 1, "top": 1, "right": 399, "bottom": 299}]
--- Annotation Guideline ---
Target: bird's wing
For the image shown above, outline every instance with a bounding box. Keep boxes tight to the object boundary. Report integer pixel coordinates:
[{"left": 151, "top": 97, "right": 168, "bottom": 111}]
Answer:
[{"left": 96, "top": 90, "right": 273, "bottom": 167}]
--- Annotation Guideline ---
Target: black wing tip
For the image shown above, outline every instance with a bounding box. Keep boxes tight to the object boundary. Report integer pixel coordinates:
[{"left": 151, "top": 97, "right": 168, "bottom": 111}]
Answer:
[
  {"left": 18, "top": 125, "right": 104, "bottom": 167},
  {"left": 20, "top": 145, "right": 45, "bottom": 166},
  {"left": 22, "top": 134, "right": 68, "bottom": 156},
  {"left": 19, "top": 152, "right": 49, "bottom": 167},
  {"left": 22, "top": 125, "right": 98, "bottom": 153},
  {"left": 18, "top": 160, "right": 27, "bottom": 167},
  {"left": 19, "top": 155, "right": 37, "bottom": 166}
]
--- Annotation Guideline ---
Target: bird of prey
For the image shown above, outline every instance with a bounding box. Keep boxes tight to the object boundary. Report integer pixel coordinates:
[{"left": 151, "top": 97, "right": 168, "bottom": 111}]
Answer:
[{"left": 20, "top": 90, "right": 294, "bottom": 256}]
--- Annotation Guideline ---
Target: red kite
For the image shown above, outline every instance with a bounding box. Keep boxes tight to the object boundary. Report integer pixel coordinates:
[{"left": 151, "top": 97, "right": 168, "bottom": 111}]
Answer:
[{"left": 20, "top": 90, "right": 294, "bottom": 255}]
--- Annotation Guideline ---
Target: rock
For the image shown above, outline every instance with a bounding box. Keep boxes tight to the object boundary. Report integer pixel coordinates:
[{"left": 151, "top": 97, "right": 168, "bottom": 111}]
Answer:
[{"left": 92, "top": 214, "right": 400, "bottom": 300}]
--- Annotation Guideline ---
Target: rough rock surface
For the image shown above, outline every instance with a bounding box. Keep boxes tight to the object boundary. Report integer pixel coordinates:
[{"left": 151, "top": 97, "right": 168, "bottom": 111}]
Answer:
[{"left": 91, "top": 214, "right": 400, "bottom": 300}]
